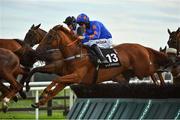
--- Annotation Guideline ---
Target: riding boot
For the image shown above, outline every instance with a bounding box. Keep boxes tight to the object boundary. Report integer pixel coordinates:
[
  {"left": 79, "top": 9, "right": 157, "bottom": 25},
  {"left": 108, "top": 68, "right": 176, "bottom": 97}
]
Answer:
[{"left": 91, "top": 44, "right": 108, "bottom": 64}]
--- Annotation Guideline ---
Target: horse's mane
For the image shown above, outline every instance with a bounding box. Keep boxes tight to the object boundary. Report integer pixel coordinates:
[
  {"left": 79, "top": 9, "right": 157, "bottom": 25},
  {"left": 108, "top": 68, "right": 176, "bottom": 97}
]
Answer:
[
  {"left": 14, "top": 39, "right": 26, "bottom": 47},
  {"left": 53, "top": 25, "right": 77, "bottom": 40},
  {"left": 38, "top": 28, "right": 47, "bottom": 34}
]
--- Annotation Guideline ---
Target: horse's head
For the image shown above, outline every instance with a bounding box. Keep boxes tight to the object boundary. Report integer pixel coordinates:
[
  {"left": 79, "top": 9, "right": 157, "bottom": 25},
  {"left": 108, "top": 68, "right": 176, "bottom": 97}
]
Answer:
[
  {"left": 36, "top": 25, "right": 78, "bottom": 57},
  {"left": 167, "top": 28, "right": 180, "bottom": 54},
  {"left": 24, "top": 24, "right": 47, "bottom": 47}
]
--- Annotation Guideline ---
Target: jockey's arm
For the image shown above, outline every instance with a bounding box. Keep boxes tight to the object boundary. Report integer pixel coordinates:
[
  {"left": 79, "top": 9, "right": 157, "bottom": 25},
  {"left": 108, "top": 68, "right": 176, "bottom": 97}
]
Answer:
[
  {"left": 78, "top": 23, "right": 101, "bottom": 44},
  {"left": 84, "top": 23, "right": 101, "bottom": 40}
]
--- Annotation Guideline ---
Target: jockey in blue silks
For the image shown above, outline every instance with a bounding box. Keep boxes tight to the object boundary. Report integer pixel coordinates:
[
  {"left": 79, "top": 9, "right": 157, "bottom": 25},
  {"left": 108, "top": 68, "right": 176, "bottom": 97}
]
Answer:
[{"left": 76, "top": 13, "right": 113, "bottom": 64}]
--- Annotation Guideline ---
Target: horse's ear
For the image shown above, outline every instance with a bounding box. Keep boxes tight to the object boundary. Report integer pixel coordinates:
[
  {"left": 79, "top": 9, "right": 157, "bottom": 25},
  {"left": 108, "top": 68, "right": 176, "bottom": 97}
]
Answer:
[
  {"left": 160, "top": 46, "right": 167, "bottom": 52},
  {"left": 31, "top": 24, "right": 35, "bottom": 29},
  {"left": 168, "top": 28, "right": 171, "bottom": 35},
  {"left": 34, "top": 24, "right": 41, "bottom": 29}
]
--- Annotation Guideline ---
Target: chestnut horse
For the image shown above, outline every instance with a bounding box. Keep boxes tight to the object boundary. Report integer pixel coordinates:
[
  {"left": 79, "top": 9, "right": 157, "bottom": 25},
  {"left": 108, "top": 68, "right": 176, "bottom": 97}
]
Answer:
[
  {"left": 0, "top": 48, "right": 27, "bottom": 112},
  {"left": 32, "top": 25, "right": 172, "bottom": 108},
  {"left": 24, "top": 24, "right": 165, "bottom": 87},
  {"left": 0, "top": 38, "right": 37, "bottom": 92},
  {"left": 0, "top": 38, "right": 37, "bottom": 68}
]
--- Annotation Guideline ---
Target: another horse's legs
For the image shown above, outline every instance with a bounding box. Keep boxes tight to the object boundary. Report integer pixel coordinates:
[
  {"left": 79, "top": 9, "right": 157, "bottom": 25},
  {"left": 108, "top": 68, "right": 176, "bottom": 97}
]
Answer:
[
  {"left": 2, "top": 72, "right": 22, "bottom": 101},
  {"left": 150, "top": 74, "right": 159, "bottom": 85},
  {"left": 157, "top": 72, "right": 165, "bottom": 86},
  {"left": 0, "top": 82, "right": 9, "bottom": 100},
  {"left": 0, "top": 82, "right": 18, "bottom": 102},
  {"left": 15, "top": 67, "right": 29, "bottom": 98}
]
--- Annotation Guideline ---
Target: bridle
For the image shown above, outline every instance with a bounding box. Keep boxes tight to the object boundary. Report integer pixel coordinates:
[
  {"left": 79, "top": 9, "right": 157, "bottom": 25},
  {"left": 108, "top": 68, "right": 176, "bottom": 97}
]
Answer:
[
  {"left": 48, "top": 28, "right": 81, "bottom": 50},
  {"left": 46, "top": 28, "right": 87, "bottom": 61}
]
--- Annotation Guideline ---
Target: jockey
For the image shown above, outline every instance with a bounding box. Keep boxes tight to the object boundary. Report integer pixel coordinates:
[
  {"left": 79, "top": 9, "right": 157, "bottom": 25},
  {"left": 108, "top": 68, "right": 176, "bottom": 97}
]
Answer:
[
  {"left": 76, "top": 13, "right": 112, "bottom": 64},
  {"left": 63, "top": 16, "right": 84, "bottom": 36}
]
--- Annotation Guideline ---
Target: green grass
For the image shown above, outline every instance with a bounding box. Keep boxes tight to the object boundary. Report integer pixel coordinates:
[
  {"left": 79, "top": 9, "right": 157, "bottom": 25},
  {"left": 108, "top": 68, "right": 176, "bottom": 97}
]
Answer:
[
  {"left": 0, "top": 89, "right": 70, "bottom": 119},
  {"left": 0, "top": 111, "right": 66, "bottom": 120}
]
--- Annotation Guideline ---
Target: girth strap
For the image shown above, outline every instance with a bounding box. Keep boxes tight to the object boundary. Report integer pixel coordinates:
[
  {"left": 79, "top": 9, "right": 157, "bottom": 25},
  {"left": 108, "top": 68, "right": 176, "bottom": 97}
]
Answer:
[{"left": 92, "top": 64, "right": 100, "bottom": 84}]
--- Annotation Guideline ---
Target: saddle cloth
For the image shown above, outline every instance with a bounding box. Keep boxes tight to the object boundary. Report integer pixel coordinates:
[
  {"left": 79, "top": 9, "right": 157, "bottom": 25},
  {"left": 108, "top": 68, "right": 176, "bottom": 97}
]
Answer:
[{"left": 89, "top": 47, "right": 121, "bottom": 68}]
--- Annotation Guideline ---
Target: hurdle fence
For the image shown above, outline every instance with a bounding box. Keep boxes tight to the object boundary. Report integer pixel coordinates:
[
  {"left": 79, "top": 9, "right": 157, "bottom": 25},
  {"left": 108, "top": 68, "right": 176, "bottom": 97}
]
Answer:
[{"left": 2, "top": 82, "right": 76, "bottom": 120}]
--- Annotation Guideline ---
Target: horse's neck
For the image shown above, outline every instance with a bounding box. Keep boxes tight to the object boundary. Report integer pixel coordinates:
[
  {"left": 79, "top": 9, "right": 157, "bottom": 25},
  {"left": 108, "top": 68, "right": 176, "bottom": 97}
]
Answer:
[
  {"left": 38, "top": 29, "right": 47, "bottom": 43},
  {"left": 62, "top": 44, "right": 81, "bottom": 58},
  {"left": 58, "top": 31, "right": 80, "bottom": 57}
]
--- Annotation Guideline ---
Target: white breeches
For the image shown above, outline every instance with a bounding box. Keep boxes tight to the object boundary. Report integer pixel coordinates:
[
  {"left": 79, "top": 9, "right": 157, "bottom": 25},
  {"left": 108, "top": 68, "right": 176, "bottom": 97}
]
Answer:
[{"left": 83, "top": 38, "right": 113, "bottom": 48}]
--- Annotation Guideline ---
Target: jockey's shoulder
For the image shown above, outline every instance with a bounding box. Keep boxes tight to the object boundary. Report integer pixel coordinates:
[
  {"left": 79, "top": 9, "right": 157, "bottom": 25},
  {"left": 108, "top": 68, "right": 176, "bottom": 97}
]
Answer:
[
  {"left": 90, "top": 21, "right": 103, "bottom": 28},
  {"left": 90, "top": 20, "right": 102, "bottom": 24}
]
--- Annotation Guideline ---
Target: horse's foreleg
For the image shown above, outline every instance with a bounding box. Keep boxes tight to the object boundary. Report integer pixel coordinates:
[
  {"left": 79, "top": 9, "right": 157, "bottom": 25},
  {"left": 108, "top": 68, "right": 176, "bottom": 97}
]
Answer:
[
  {"left": 39, "top": 81, "right": 56, "bottom": 99},
  {"left": 32, "top": 83, "right": 66, "bottom": 108},
  {"left": 40, "top": 73, "right": 80, "bottom": 99},
  {"left": 36, "top": 67, "right": 87, "bottom": 108}
]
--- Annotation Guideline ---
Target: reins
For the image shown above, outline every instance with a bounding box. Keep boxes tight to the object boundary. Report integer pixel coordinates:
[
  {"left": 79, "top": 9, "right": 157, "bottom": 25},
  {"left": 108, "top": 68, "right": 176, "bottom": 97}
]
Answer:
[
  {"left": 66, "top": 38, "right": 81, "bottom": 47},
  {"left": 51, "top": 28, "right": 86, "bottom": 56}
]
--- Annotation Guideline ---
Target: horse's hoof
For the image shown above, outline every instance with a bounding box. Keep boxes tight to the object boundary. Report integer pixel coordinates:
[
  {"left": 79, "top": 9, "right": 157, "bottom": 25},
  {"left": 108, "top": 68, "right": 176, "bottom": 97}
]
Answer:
[
  {"left": 31, "top": 103, "right": 39, "bottom": 108},
  {"left": 2, "top": 104, "right": 8, "bottom": 113},
  {"left": 19, "top": 91, "right": 27, "bottom": 99},
  {"left": 26, "top": 85, "right": 30, "bottom": 92},
  {"left": 2, "top": 107, "right": 8, "bottom": 113},
  {"left": 12, "top": 96, "right": 18, "bottom": 102}
]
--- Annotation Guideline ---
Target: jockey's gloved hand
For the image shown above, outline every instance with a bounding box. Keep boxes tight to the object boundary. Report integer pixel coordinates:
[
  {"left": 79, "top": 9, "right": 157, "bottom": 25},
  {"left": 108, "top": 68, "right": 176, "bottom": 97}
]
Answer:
[{"left": 78, "top": 36, "right": 85, "bottom": 40}]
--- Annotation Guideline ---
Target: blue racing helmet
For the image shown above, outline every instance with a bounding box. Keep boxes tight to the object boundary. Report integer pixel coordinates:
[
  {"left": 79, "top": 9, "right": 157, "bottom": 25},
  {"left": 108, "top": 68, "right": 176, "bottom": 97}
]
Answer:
[{"left": 76, "top": 13, "right": 90, "bottom": 24}]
